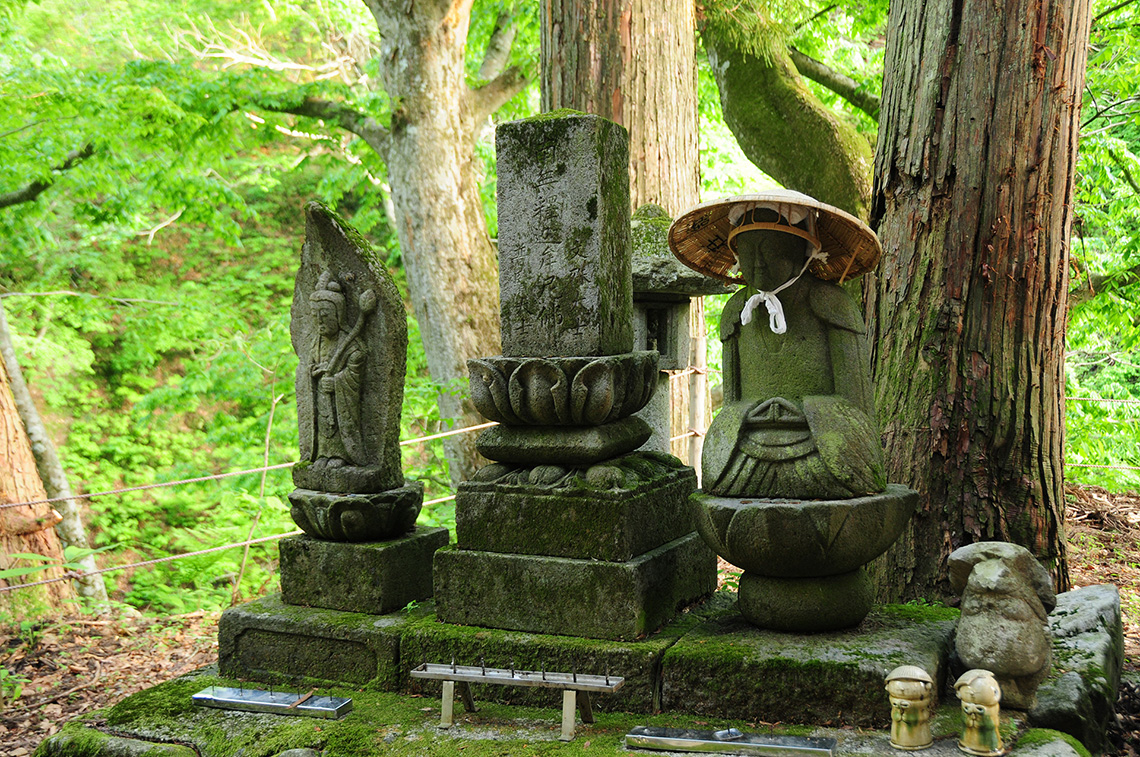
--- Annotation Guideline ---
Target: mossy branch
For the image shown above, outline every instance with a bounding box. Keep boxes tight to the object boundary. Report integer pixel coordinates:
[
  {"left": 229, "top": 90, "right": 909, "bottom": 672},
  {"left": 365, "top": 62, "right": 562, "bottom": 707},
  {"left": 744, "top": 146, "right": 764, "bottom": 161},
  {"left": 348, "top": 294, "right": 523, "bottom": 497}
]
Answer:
[
  {"left": 469, "top": 67, "right": 530, "bottom": 125},
  {"left": 477, "top": 10, "right": 517, "bottom": 81},
  {"left": 0, "top": 144, "right": 95, "bottom": 210},
  {"left": 789, "top": 47, "right": 880, "bottom": 120}
]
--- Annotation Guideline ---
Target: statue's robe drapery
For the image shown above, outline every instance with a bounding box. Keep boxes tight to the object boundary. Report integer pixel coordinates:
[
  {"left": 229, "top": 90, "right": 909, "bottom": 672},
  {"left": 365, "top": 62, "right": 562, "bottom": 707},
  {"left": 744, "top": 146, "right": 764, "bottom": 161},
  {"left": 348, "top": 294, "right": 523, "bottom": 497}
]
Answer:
[{"left": 304, "top": 328, "right": 366, "bottom": 465}]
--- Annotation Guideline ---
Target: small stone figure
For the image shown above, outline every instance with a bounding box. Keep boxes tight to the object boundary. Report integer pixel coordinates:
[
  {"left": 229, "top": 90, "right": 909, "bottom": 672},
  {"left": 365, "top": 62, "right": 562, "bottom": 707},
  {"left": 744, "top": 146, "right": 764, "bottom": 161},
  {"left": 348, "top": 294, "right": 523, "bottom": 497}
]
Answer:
[
  {"left": 949, "top": 541, "right": 1056, "bottom": 709},
  {"left": 885, "top": 665, "right": 934, "bottom": 750},
  {"left": 955, "top": 669, "right": 1003, "bottom": 756}
]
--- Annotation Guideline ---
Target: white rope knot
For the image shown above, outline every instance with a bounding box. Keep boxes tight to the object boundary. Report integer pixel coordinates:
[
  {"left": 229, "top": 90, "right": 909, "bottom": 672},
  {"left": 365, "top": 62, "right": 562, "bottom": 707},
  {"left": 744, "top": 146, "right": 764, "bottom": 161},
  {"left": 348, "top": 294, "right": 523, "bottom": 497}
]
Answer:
[
  {"left": 741, "top": 291, "right": 787, "bottom": 334},
  {"left": 738, "top": 249, "right": 828, "bottom": 335}
]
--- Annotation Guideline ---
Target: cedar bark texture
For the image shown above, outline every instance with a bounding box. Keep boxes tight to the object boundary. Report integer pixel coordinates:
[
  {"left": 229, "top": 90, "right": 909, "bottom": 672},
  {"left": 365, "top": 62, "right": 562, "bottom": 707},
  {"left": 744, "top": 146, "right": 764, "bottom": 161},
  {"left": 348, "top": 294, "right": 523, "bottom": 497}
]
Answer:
[
  {"left": 866, "top": 0, "right": 1091, "bottom": 599},
  {"left": 541, "top": 0, "right": 699, "bottom": 216},
  {"left": 364, "top": 0, "right": 502, "bottom": 483},
  {"left": 1, "top": 357, "right": 74, "bottom": 614},
  {"left": 0, "top": 303, "right": 105, "bottom": 602}
]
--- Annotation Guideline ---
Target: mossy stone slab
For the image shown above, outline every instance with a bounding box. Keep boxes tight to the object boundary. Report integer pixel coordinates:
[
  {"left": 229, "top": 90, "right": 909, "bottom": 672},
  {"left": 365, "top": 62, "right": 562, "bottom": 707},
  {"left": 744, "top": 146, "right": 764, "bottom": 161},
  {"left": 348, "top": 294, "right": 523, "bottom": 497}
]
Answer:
[
  {"left": 660, "top": 603, "right": 957, "bottom": 728},
  {"left": 496, "top": 112, "right": 632, "bottom": 358},
  {"left": 279, "top": 526, "right": 448, "bottom": 614},
  {"left": 217, "top": 593, "right": 418, "bottom": 690},
  {"left": 475, "top": 416, "right": 651, "bottom": 466},
  {"left": 398, "top": 597, "right": 727, "bottom": 714},
  {"left": 433, "top": 532, "right": 717, "bottom": 640},
  {"left": 455, "top": 467, "right": 696, "bottom": 561}
]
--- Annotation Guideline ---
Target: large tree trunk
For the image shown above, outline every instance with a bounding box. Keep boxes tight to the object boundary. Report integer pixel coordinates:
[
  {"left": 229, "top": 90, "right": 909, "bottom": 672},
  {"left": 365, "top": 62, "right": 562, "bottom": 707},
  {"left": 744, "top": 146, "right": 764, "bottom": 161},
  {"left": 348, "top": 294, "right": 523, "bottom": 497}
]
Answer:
[
  {"left": 866, "top": 0, "right": 1091, "bottom": 600},
  {"left": 701, "top": 36, "right": 873, "bottom": 221},
  {"left": 541, "top": 0, "right": 705, "bottom": 467},
  {"left": 541, "top": 0, "right": 700, "bottom": 216},
  {"left": 0, "top": 302, "right": 107, "bottom": 604},
  {"left": 364, "top": 0, "right": 504, "bottom": 484},
  {"left": 1, "top": 355, "right": 74, "bottom": 615}
]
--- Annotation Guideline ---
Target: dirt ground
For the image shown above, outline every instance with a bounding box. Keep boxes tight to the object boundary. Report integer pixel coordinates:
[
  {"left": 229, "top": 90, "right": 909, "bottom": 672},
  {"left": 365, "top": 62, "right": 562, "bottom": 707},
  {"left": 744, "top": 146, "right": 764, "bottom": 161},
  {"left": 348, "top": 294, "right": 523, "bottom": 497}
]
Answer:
[{"left": 1, "top": 484, "right": 1138, "bottom": 757}]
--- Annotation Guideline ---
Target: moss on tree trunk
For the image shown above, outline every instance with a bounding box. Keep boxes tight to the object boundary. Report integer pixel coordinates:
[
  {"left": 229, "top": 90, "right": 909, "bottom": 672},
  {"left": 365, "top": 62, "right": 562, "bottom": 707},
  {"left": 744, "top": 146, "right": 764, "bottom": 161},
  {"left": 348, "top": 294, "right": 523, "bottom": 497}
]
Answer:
[{"left": 865, "top": 0, "right": 1092, "bottom": 599}]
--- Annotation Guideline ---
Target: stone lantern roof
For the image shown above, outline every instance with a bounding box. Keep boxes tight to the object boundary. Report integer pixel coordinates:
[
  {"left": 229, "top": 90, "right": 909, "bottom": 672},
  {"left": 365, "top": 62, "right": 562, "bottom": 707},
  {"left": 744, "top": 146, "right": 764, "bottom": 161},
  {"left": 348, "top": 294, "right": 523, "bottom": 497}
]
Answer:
[{"left": 631, "top": 204, "right": 735, "bottom": 298}]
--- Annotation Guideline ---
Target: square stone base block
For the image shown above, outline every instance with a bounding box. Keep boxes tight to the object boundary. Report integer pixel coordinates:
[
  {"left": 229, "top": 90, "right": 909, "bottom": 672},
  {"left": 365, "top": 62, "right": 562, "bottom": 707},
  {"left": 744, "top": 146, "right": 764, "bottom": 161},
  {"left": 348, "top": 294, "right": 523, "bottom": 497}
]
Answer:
[
  {"left": 456, "top": 466, "right": 696, "bottom": 561},
  {"left": 433, "top": 532, "right": 716, "bottom": 640},
  {"left": 280, "top": 525, "right": 448, "bottom": 614},
  {"left": 218, "top": 593, "right": 415, "bottom": 689},
  {"left": 659, "top": 605, "right": 957, "bottom": 727}
]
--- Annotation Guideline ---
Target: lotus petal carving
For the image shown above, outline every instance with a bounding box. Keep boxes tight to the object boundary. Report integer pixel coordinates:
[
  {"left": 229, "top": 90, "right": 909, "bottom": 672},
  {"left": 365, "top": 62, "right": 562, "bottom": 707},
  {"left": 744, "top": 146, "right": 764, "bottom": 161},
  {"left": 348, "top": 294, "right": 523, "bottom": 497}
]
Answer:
[{"left": 467, "top": 352, "right": 658, "bottom": 426}]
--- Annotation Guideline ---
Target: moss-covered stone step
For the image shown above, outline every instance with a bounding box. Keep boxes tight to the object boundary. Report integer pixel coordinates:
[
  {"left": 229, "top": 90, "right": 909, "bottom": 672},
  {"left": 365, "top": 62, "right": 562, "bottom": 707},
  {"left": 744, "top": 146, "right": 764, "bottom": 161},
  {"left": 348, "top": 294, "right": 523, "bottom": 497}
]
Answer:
[
  {"left": 433, "top": 532, "right": 716, "bottom": 639},
  {"left": 1028, "top": 584, "right": 1124, "bottom": 752},
  {"left": 218, "top": 594, "right": 415, "bottom": 690},
  {"left": 37, "top": 668, "right": 1077, "bottom": 757},
  {"left": 279, "top": 526, "right": 448, "bottom": 614},
  {"left": 397, "top": 597, "right": 723, "bottom": 713},
  {"left": 660, "top": 603, "right": 958, "bottom": 728}
]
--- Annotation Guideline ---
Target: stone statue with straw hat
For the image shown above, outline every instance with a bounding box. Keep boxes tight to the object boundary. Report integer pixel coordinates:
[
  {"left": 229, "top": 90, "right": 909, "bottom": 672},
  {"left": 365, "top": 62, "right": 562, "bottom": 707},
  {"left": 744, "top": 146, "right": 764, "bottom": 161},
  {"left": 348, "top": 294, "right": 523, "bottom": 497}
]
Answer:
[{"left": 670, "top": 190, "right": 918, "bottom": 631}]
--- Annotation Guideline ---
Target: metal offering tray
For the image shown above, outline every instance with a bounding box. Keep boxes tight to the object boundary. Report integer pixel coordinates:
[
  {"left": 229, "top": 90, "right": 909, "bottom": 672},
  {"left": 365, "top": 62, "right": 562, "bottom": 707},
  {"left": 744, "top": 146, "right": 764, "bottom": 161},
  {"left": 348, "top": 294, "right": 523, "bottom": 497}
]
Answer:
[
  {"left": 625, "top": 726, "right": 837, "bottom": 756},
  {"left": 191, "top": 686, "right": 352, "bottom": 719}
]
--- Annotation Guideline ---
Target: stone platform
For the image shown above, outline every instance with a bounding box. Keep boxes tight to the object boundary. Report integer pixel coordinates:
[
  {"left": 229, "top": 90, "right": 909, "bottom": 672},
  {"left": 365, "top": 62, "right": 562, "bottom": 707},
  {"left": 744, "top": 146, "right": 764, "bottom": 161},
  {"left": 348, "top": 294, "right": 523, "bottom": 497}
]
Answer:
[
  {"left": 49, "top": 586, "right": 1122, "bottom": 756},
  {"left": 433, "top": 532, "right": 716, "bottom": 640},
  {"left": 433, "top": 455, "right": 718, "bottom": 639},
  {"left": 36, "top": 670, "right": 1097, "bottom": 757}
]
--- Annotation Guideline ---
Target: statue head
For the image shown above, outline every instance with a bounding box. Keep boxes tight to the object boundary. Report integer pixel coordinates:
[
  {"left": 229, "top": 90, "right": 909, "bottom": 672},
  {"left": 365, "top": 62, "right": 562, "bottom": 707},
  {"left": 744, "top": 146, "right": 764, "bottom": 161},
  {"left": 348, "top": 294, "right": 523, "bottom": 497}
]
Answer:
[
  {"left": 956, "top": 669, "right": 1002, "bottom": 708},
  {"left": 730, "top": 207, "right": 815, "bottom": 289},
  {"left": 310, "top": 273, "right": 347, "bottom": 337},
  {"left": 885, "top": 665, "right": 933, "bottom": 705}
]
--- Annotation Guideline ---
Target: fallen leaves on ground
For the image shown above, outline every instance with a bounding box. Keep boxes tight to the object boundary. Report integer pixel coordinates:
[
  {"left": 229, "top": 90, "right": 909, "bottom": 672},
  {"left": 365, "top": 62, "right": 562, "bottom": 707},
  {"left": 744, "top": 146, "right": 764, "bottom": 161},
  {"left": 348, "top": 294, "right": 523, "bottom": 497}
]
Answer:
[{"left": 0, "top": 610, "right": 217, "bottom": 756}]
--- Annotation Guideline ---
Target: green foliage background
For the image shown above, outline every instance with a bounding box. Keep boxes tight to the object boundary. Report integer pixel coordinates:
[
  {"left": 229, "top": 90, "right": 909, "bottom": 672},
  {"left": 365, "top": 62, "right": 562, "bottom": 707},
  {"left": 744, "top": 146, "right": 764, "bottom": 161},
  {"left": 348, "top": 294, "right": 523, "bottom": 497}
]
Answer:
[{"left": 0, "top": 0, "right": 1137, "bottom": 617}]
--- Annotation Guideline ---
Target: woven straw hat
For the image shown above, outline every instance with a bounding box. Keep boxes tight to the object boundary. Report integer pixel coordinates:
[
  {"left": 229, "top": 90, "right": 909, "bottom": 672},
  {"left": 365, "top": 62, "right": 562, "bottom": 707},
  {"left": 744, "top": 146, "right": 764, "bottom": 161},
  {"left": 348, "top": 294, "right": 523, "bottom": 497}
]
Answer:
[{"left": 668, "top": 190, "right": 882, "bottom": 285}]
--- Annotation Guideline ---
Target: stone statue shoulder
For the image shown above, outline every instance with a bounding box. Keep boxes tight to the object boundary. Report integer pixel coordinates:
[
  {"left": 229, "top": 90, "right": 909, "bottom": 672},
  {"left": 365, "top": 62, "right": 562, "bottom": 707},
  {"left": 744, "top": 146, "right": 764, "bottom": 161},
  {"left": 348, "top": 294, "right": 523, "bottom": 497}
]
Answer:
[
  {"left": 719, "top": 288, "right": 749, "bottom": 342},
  {"left": 809, "top": 280, "right": 867, "bottom": 335}
]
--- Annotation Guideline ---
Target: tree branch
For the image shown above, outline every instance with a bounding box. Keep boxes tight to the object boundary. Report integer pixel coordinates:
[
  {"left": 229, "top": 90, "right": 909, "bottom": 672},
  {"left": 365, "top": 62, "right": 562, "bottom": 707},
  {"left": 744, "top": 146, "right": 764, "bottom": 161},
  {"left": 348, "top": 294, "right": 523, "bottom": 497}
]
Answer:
[
  {"left": 477, "top": 10, "right": 517, "bottom": 81},
  {"left": 0, "top": 144, "right": 95, "bottom": 210},
  {"left": 1108, "top": 148, "right": 1140, "bottom": 194},
  {"left": 1095, "top": 0, "right": 1139, "bottom": 23},
  {"left": 1069, "top": 261, "right": 1140, "bottom": 306},
  {"left": 469, "top": 67, "right": 529, "bottom": 125},
  {"left": 263, "top": 96, "right": 390, "bottom": 154},
  {"left": 789, "top": 47, "right": 880, "bottom": 120}
]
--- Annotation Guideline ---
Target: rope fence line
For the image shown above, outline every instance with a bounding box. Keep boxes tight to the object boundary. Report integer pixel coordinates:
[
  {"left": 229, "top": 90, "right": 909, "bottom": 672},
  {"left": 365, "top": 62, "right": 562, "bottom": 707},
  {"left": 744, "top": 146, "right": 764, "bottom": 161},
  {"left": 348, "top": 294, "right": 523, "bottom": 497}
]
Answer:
[
  {"left": 1068, "top": 396, "right": 1140, "bottom": 404},
  {"left": 669, "top": 429, "right": 705, "bottom": 443},
  {"left": 0, "top": 421, "right": 500, "bottom": 512},
  {"left": 1069, "top": 463, "right": 1140, "bottom": 471},
  {"left": 0, "top": 462, "right": 299, "bottom": 512},
  {"left": 2, "top": 369, "right": 1138, "bottom": 594},
  {"left": 0, "top": 530, "right": 303, "bottom": 595}
]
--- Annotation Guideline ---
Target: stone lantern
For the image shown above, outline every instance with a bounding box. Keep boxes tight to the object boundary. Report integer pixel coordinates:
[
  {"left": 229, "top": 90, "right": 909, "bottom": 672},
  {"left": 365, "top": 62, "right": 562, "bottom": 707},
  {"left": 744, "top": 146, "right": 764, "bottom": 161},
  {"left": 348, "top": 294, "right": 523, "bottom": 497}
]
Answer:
[{"left": 631, "top": 204, "right": 733, "bottom": 458}]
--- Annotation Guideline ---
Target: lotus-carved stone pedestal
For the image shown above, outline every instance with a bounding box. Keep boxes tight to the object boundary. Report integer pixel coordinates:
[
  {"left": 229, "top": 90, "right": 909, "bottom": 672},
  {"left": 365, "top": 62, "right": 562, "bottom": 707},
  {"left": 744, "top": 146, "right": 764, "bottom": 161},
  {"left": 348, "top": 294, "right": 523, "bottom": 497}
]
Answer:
[
  {"left": 288, "top": 481, "right": 424, "bottom": 542},
  {"left": 693, "top": 486, "right": 918, "bottom": 631},
  {"left": 469, "top": 353, "right": 657, "bottom": 465}
]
